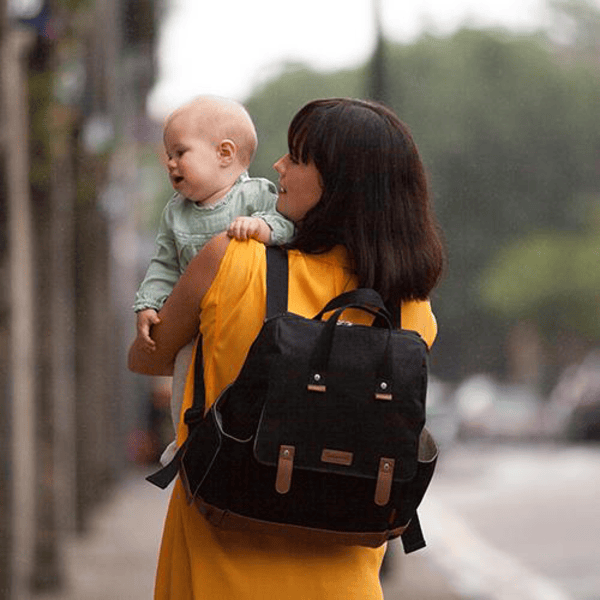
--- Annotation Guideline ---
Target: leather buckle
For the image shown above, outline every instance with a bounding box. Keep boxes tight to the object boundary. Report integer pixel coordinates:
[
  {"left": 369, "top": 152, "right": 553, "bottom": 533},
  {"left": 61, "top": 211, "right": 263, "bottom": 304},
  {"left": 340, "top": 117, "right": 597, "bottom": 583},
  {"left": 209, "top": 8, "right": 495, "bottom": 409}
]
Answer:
[
  {"left": 275, "top": 445, "right": 295, "bottom": 494},
  {"left": 374, "top": 457, "right": 395, "bottom": 506}
]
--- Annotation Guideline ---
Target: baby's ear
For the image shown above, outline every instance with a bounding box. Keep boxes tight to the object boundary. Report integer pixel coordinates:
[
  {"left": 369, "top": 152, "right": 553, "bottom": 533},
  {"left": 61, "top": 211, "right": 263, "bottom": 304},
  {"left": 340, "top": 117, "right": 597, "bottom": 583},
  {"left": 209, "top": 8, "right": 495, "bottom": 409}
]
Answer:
[{"left": 217, "top": 139, "right": 237, "bottom": 165}]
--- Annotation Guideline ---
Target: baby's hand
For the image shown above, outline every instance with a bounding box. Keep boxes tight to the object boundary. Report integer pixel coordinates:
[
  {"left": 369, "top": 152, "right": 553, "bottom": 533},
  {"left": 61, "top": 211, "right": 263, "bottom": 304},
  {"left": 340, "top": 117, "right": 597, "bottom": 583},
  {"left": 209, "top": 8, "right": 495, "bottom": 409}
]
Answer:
[
  {"left": 136, "top": 308, "right": 161, "bottom": 353},
  {"left": 227, "top": 216, "right": 271, "bottom": 244}
]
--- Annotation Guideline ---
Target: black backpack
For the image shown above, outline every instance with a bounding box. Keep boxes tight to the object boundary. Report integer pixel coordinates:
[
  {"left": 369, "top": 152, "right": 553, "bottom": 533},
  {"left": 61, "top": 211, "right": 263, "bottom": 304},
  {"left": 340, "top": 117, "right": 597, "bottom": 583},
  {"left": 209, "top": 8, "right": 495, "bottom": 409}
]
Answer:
[{"left": 148, "top": 246, "right": 438, "bottom": 553}]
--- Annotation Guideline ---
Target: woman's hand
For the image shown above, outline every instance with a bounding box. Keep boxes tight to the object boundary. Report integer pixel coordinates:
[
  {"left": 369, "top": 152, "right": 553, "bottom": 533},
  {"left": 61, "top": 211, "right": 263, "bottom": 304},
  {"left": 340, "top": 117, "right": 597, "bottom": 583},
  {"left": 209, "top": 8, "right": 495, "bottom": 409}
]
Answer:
[{"left": 128, "top": 233, "right": 231, "bottom": 375}]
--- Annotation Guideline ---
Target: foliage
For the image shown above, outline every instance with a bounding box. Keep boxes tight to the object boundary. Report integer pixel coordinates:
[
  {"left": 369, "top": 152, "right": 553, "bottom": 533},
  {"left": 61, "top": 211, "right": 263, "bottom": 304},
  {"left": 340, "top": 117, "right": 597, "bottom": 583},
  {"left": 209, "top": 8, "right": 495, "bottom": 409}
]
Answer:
[
  {"left": 479, "top": 212, "right": 600, "bottom": 337},
  {"left": 243, "top": 25, "right": 600, "bottom": 381},
  {"left": 391, "top": 29, "right": 600, "bottom": 378}
]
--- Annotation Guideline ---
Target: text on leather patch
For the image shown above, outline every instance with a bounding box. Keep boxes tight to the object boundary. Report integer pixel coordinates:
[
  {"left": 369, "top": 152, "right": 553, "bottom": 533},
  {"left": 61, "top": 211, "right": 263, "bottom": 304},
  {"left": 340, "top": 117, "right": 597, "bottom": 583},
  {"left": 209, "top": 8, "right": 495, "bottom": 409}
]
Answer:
[{"left": 321, "top": 449, "right": 353, "bottom": 466}]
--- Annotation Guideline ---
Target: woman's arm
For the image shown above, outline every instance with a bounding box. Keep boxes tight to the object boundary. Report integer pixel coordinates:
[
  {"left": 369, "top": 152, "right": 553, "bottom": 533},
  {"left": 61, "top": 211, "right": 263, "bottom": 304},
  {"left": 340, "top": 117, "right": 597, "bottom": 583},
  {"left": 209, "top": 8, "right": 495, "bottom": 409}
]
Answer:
[{"left": 127, "top": 232, "right": 231, "bottom": 375}]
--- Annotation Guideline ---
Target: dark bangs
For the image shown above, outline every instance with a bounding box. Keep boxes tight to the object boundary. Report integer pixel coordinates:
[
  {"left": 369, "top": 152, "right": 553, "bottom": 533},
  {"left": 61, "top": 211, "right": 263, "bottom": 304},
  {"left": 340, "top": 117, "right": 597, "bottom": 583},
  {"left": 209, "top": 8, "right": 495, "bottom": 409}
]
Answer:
[
  {"left": 287, "top": 98, "right": 359, "bottom": 170},
  {"left": 287, "top": 106, "right": 311, "bottom": 163}
]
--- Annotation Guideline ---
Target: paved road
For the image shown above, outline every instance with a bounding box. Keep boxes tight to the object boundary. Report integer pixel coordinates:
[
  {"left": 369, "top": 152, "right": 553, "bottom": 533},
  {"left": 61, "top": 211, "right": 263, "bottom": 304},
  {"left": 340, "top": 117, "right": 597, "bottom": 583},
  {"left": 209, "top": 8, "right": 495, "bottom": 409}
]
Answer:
[{"left": 430, "top": 440, "right": 600, "bottom": 600}]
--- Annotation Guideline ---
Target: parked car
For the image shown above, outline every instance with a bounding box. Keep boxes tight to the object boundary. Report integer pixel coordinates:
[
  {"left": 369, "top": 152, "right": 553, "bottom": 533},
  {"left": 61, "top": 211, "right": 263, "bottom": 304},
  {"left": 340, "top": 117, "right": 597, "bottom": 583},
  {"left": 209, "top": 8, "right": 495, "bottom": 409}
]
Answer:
[
  {"left": 453, "top": 374, "right": 545, "bottom": 440},
  {"left": 544, "top": 350, "right": 600, "bottom": 441},
  {"left": 426, "top": 377, "right": 459, "bottom": 449}
]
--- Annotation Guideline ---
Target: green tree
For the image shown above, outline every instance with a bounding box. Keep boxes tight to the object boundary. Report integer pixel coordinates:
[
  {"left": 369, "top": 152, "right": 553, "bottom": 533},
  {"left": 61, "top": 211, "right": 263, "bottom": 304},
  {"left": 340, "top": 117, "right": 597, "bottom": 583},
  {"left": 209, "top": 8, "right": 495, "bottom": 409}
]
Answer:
[{"left": 479, "top": 221, "right": 600, "bottom": 338}]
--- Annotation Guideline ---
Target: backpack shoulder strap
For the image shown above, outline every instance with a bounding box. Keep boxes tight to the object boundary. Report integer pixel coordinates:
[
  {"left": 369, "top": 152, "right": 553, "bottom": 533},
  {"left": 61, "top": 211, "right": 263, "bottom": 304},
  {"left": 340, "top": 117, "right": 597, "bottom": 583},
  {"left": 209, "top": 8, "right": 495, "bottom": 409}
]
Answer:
[{"left": 266, "top": 246, "right": 288, "bottom": 317}]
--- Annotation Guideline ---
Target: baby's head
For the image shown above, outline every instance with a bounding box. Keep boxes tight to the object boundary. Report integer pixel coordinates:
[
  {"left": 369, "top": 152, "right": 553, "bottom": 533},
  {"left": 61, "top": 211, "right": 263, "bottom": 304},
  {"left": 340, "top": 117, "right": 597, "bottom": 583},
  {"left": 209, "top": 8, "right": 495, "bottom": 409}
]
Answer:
[{"left": 163, "top": 96, "right": 258, "bottom": 204}]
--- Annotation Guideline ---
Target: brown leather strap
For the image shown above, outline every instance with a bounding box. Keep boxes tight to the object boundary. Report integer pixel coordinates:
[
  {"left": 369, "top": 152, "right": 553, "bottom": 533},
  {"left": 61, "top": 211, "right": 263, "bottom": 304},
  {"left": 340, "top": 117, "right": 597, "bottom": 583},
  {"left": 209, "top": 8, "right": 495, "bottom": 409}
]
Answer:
[
  {"left": 194, "top": 495, "right": 410, "bottom": 548},
  {"left": 374, "top": 457, "right": 395, "bottom": 506},
  {"left": 275, "top": 445, "right": 295, "bottom": 494}
]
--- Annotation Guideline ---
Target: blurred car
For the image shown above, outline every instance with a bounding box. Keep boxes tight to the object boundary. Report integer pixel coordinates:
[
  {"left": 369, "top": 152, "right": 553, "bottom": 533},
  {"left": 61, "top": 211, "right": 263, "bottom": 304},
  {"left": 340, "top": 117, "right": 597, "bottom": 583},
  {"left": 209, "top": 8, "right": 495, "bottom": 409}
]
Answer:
[
  {"left": 425, "top": 377, "right": 459, "bottom": 449},
  {"left": 544, "top": 350, "right": 600, "bottom": 441},
  {"left": 453, "top": 374, "right": 545, "bottom": 440}
]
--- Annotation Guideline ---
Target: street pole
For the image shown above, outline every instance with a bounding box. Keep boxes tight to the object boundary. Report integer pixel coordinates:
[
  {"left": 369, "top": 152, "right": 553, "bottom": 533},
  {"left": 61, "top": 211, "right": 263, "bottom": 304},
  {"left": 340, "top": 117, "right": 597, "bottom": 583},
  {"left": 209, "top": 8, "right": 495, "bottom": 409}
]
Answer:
[
  {"left": 2, "top": 24, "right": 37, "bottom": 600},
  {"left": 368, "top": 0, "right": 389, "bottom": 105}
]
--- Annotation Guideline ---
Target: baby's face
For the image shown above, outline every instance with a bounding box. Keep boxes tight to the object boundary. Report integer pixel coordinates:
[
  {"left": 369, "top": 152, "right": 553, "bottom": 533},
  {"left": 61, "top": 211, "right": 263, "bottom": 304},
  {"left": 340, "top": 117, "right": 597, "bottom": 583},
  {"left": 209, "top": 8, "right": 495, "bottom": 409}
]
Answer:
[{"left": 163, "top": 111, "right": 228, "bottom": 204}]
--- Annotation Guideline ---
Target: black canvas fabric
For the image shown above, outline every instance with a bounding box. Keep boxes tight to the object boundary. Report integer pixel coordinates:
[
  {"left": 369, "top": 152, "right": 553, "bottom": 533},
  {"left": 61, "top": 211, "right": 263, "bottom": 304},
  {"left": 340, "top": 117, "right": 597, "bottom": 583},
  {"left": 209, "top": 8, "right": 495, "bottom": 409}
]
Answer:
[{"left": 147, "top": 246, "right": 438, "bottom": 552}]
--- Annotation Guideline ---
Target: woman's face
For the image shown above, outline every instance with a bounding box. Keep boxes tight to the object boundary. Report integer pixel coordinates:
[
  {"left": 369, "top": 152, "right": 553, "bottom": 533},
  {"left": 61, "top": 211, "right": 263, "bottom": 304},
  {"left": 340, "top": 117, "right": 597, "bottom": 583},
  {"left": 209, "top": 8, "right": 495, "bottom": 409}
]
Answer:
[{"left": 273, "top": 154, "right": 323, "bottom": 223}]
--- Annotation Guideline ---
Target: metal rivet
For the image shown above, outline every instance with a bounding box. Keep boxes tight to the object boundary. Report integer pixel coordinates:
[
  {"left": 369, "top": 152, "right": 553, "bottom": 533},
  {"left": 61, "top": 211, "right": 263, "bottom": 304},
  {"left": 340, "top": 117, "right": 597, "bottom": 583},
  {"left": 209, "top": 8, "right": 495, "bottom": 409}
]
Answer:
[
  {"left": 380, "top": 382, "right": 388, "bottom": 390},
  {"left": 313, "top": 373, "right": 321, "bottom": 382},
  {"left": 282, "top": 449, "right": 290, "bottom": 458},
  {"left": 383, "top": 462, "right": 390, "bottom": 472}
]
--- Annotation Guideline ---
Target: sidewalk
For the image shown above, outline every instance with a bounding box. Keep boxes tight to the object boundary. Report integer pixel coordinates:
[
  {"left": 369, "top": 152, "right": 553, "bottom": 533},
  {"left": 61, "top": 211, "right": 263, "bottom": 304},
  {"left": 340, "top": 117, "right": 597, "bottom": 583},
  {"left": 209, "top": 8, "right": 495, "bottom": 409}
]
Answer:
[
  {"left": 382, "top": 545, "right": 463, "bottom": 600},
  {"left": 36, "top": 468, "right": 167, "bottom": 600},
  {"left": 36, "top": 467, "right": 462, "bottom": 600}
]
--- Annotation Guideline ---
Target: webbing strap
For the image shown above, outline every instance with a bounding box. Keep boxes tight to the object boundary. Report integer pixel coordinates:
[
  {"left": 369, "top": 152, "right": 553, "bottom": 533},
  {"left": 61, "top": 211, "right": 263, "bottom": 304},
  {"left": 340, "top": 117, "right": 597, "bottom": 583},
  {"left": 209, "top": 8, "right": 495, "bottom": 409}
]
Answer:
[
  {"left": 400, "top": 512, "right": 426, "bottom": 554},
  {"left": 265, "top": 246, "right": 288, "bottom": 318}
]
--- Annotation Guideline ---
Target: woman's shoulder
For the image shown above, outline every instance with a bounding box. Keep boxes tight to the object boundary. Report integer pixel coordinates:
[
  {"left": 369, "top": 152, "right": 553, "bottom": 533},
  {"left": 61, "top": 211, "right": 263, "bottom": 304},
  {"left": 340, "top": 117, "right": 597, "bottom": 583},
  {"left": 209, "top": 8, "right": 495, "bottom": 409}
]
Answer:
[
  {"left": 401, "top": 299, "right": 438, "bottom": 349},
  {"left": 202, "top": 238, "right": 266, "bottom": 304},
  {"left": 223, "top": 237, "right": 266, "bottom": 265}
]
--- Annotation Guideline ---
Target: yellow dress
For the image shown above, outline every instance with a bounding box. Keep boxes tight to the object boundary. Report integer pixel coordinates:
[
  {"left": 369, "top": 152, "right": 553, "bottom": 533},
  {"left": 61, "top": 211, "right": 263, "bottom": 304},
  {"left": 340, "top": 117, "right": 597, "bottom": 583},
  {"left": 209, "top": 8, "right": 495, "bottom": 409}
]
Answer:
[{"left": 153, "top": 239, "right": 438, "bottom": 600}]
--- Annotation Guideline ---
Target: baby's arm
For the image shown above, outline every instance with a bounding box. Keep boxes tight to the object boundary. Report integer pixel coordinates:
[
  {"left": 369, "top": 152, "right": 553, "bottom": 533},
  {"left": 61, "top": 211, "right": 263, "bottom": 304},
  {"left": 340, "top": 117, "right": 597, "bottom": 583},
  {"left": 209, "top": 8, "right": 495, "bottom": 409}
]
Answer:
[
  {"left": 227, "top": 216, "right": 272, "bottom": 244},
  {"left": 136, "top": 308, "right": 161, "bottom": 352},
  {"left": 133, "top": 200, "right": 181, "bottom": 313}
]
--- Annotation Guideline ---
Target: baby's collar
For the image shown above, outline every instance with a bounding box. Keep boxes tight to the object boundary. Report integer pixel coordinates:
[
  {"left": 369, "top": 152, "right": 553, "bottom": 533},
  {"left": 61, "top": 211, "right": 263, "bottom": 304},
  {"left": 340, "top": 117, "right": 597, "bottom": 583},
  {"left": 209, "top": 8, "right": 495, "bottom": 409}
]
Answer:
[{"left": 193, "top": 172, "right": 248, "bottom": 210}]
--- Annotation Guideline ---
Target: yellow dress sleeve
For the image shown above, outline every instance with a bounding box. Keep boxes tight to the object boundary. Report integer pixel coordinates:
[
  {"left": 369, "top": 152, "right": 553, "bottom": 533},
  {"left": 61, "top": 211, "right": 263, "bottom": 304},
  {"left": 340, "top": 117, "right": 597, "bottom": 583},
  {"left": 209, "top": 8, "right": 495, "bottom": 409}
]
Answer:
[{"left": 401, "top": 299, "right": 438, "bottom": 349}]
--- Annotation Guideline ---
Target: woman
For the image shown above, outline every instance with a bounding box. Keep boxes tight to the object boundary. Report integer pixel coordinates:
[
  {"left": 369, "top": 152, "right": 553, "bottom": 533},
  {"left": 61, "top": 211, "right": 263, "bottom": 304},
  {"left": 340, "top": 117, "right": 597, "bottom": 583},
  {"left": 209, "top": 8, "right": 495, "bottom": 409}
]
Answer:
[{"left": 129, "top": 98, "right": 445, "bottom": 599}]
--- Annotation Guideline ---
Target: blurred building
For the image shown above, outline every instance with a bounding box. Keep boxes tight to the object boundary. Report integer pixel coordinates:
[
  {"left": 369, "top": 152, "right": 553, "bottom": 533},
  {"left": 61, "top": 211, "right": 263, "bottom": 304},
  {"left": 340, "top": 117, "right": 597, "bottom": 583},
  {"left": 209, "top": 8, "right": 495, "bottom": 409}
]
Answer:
[{"left": 0, "top": 0, "right": 160, "bottom": 598}]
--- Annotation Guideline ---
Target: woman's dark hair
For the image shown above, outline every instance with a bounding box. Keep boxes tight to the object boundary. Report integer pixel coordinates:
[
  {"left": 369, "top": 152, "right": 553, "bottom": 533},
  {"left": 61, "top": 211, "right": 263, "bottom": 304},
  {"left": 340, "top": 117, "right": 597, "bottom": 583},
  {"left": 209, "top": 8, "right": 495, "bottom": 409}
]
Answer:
[{"left": 286, "top": 98, "right": 445, "bottom": 304}]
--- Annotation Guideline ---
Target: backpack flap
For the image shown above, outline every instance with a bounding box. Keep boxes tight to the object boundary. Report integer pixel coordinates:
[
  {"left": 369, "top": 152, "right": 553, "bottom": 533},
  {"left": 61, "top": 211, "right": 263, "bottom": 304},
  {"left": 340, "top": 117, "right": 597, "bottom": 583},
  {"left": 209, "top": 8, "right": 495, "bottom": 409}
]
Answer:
[{"left": 253, "top": 312, "right": 428, "bottom": 496}]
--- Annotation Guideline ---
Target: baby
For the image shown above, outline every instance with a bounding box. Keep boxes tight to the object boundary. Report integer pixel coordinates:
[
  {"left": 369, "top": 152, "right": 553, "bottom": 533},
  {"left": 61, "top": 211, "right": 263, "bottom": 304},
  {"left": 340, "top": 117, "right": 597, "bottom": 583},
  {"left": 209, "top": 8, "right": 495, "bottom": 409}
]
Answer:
[{"left": 133, "top": 95, "right": 294, "bottom": 464}]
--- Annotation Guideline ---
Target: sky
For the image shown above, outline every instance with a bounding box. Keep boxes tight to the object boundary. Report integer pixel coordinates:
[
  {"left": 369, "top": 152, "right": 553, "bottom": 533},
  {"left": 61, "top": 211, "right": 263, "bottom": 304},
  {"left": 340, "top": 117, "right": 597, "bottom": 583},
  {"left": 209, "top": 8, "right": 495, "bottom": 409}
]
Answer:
[{"left": 147, "top": 0, "right": 557, "bottom": 119}]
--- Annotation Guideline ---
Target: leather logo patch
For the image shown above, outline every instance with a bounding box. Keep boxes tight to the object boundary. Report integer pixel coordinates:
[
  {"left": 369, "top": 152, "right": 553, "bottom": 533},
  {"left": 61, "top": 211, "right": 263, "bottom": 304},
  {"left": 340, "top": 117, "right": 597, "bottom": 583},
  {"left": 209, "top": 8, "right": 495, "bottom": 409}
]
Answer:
[{"left": 321, "top": 449, "right": 353, "bottom": 466}]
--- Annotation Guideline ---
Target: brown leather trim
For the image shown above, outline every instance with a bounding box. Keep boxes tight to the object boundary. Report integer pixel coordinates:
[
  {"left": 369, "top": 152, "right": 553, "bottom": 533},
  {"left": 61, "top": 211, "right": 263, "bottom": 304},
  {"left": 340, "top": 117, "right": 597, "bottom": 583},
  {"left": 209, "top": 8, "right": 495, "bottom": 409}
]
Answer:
[
  {"left": 307, "top": 383, "right": 326, "bottom": 392},
  {"left": 321, "top": 448, "right": 353, "bottom": 466},
  {"left": 193, "top": 496, "right": 410, "bottom": 548},
  {"left": 374, "top": 392, "right": 393, "bottom": 401},
  {"left": 374, "top": 457, "right": 395, "bottom": 506},
  {"left": 275, "top": 445, "right": 295, "bottom": 494}
]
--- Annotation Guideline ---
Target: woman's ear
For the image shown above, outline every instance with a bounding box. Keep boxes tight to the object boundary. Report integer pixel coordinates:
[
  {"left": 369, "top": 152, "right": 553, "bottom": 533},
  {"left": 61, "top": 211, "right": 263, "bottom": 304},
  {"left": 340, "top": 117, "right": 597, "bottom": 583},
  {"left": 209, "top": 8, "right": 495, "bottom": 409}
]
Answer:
[{"left": 217, "top": 139, "right": 237, "bottom": 165}]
